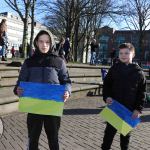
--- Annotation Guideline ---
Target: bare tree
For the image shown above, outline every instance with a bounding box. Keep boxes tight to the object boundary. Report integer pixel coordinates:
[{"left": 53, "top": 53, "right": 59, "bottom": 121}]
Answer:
[
  {"left": 29, "top": 0, "right": 36, "bottom": 57},
  {"left": 39, "top": 0, "right": 122, "bottom": 62},
  {"left": 4, "top": 0, "right": 32, "bottom": 57},
  {"left": 122, "top": 0, "right": 150, "bottom": 59}
]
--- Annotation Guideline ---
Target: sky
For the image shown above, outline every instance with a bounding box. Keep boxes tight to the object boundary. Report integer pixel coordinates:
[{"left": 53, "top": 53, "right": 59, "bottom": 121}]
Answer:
[
  {"left": 0, "top": 1, "right": 123, "bottom": 30},
  {"left": 0, "top": 0, "right": 44, "bottom": 22},
  {"left": 1, "top": 0, "right": 149, "bottom": 31}
]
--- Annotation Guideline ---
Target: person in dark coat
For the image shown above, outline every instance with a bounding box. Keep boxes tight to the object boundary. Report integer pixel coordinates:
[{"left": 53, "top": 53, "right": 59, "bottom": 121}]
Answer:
[
  {"left": 63, "top": 38, "right": 70, "bottom": 62},
  {"left": 90, "top": 39, "right": 98, "bottom": 65},
  {"left": 14, "top": 30, "right": 71, "bottom": 150},
  {"left": 55, "top": 37, "right": 65, "bottom": 60},
  {"left": 101, "top": 43, "right": 146, "bottom": 150}
]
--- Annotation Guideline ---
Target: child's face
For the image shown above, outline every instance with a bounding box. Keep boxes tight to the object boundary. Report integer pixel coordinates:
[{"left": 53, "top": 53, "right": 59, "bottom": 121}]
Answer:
[
  {"left": 36, "top": 34, "right": 51, "bottom": 53},
  {"left": 119, "top": 48, "right": 134, "bottom": 64}
]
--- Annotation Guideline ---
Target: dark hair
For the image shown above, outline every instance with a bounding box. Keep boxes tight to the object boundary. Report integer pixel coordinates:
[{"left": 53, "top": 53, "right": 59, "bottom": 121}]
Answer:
[
  {"left": 0, "top": 19, "right": 7, "bottom": 34},
  {"left": 34, "top": 30, "right": 52, "bottom": 50},
  {"left": 119, "top": 43, "right": 135, "bottom": 54},
  {"left": 1, "top": 19, "right": 7, "bottom": 23},
  {"left": 59, "top": 37, "right": 65, "bottom": 43}
]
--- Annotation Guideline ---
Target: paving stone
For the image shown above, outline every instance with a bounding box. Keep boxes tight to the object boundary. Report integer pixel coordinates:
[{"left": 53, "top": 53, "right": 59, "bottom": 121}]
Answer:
[{"left": 0, "top": 96, "right": 150, "bottom": 150}]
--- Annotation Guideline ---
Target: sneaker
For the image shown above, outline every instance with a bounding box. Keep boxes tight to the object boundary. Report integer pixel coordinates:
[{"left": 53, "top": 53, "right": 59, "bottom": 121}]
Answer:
[{"left": 1, "top": 56, "right": 7, "bottom": 61}]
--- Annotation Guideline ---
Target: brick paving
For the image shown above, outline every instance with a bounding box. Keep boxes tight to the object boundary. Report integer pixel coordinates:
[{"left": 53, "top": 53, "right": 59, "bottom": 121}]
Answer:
[{"left": 0, "top": 96, "right": 150, "bottom": 150}]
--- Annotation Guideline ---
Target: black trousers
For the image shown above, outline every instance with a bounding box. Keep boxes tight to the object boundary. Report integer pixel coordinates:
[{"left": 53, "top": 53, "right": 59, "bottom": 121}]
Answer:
[
  {"left": 101, "top": 123, "right": 131, "bottom": 150},
  {"left": 27, "top": 113, "right": 61, "bottom": 150}
]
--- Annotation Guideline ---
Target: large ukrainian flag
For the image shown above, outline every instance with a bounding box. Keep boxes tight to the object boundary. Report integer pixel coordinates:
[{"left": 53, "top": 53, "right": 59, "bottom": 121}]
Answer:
[
  {"left": 19, "top": 82, "right": 65, "bottom": 116},
  {"left": 100, "top": 100, "right": 140, "bottom": 136}
]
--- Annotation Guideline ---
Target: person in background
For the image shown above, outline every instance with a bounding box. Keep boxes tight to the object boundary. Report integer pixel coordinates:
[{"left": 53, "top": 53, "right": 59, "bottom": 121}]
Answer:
[
  {"left": 90, "top": 39, "right": 98, "bottom": 65},
  {"left": 11, "top": 46, "right": 15, "bottom": 58},
  {"left": 27, "top": 43, "right": 30, "bottom": 58},
  {"left": 55, "top": 37, "right": 66, "bottom": 60},
  {"left": 0, "top": 19, "right": 8, "bottom": 61},
  {"left": 63, "top": 38, "right": 71, "bottom": 62},
  {"left": 101, "top": 43, "right": 146, "bottom": 150},
  {"left": 14, "top": 30, "right": 71, "bottom": 150},
  {"left": 110, "top": 48, "right": 116, "bottom": 65}
]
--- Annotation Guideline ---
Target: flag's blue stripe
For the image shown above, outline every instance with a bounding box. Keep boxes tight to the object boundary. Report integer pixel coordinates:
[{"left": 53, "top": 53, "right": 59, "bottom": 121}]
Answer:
[
  {"left": 19, "top": 82, "right": 65, "bottom": 102},
  {"left": 108, "top": 100, "right": 140, "bottom": 128}
]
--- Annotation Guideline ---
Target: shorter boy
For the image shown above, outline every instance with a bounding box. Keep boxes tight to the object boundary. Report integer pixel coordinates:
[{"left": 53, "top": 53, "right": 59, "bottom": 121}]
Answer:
[{"left": 101, "top": 43, "right": 146, "bottom": 150}]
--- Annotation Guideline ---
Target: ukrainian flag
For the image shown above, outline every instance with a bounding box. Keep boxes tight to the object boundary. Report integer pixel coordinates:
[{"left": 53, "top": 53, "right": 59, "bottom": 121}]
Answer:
[
  {"left": 19, "top": 82, "right": 65, "bottom": 116},
  {"left": 100, "top": 100, "right": 140, "bottom": 136}
]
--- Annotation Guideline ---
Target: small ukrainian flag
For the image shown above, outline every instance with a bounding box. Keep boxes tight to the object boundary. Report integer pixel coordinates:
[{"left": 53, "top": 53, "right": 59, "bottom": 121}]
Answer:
[
  {"left": 100, "top": 100, "right": 140, "bottom": 136},
  {"left": 19, "top": 82, "right": 65, "bottom": 116}
]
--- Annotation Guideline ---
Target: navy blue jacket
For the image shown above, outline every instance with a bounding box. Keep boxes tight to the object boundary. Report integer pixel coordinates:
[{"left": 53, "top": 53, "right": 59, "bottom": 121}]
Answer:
[{"left": 14, "top": 51, "right": 71, "bottom": 95}]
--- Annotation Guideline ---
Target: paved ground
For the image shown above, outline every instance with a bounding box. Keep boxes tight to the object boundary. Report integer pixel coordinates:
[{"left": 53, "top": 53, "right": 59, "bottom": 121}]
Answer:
[{"left": 0, "top": 96, "right": 150, "bottom": 150}]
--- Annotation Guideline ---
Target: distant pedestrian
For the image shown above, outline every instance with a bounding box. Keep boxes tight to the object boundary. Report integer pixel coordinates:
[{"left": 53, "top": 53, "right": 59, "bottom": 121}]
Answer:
[
  {"left": 19, "top": 44, "right": 23, "bottom": 58},
  {"left": 110, "top": 48, "right": 116, "bottom": 65},
  {"left": 90, "top": 39, "right": 98, "bottom": 65},
  {"left": 11, "top": 46, "right": 15, "bottom": 58},
  {"left": 0, "top": 19, "right": 8, "bottom": 61},
  {"left": 27, "top": 43, "right": 30, "bottom": 58},
  {"left": 55, "top": 37, "right": 66, "bottom": 60},
  {"left": 63, "top": 38, "right": 70, "bottom": 62},
  {"left": 101, "top": 43, "right": 146, "bottom": 150}
]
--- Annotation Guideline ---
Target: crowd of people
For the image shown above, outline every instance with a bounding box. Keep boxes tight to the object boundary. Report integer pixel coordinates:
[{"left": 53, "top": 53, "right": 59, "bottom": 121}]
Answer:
[{"left": 0, "top": 19, "right": 71, "bottom": 63}]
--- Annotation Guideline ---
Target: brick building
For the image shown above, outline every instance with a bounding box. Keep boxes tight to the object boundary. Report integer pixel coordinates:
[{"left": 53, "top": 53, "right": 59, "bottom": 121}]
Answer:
[{"left": 96, "top": 26, "right": 150, "bottom": 61}]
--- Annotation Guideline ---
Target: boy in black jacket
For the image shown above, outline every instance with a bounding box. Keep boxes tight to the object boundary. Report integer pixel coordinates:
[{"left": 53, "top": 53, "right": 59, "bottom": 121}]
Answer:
[{"left": 101, "top": 43, "right": 146, "bottom": 150}]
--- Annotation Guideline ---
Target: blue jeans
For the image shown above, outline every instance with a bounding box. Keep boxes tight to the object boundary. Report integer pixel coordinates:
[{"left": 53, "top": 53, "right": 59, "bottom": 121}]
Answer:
[
  {"left": 1, "top": 45, "right": 6, "bottom": 56},
  {"left": 90, "top": 52, "right": 96, "bottom": 64}
]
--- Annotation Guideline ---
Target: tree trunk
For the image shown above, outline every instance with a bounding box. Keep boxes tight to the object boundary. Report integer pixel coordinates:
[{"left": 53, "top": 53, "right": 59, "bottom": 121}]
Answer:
[
  {"left": 74, "top": 17, "right": 79, "bottom": 61},
  {"left": 86, "top": 36, "right": 90, "bottom": 63},
  {"left": 22, "top": 3, "right": 30, "bottom": 58},
  {"left": 29, "top": 0, "right": 35, "bottom": 57}
]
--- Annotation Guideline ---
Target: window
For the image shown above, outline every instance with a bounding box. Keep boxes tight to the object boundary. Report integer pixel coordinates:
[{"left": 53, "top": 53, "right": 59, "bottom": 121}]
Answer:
[
  {"left": 115, "top": 36, "right": 125, "bottom": 45},
  {"left": 99, "top": 35, "right": 109, "bottom": 43}
]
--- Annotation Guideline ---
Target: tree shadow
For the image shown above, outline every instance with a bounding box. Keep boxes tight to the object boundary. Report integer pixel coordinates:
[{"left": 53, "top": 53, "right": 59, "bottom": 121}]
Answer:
[
  {"left": 63, "top": 107, "right": 104, "bottom": 115},
  {"left": 141, "top": 115, "right": 150, "bottom": 122}
]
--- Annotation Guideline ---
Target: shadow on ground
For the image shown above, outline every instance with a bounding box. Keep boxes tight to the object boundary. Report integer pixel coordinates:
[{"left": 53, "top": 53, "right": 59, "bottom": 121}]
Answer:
[
  {"left": 141, "top": 115, "right": 150, "bottom": 122},
  {"left": 63, "top": 107, "right": 104, "bottom": 115}
]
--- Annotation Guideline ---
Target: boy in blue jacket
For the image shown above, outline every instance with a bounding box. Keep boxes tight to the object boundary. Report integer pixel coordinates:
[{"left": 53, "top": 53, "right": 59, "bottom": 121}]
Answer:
[
  {"left": 101, "top": 43, "right": 146, "bottom": 150},
  {"left": 14, "top": 30, "right": 71, "bottom": 150}
]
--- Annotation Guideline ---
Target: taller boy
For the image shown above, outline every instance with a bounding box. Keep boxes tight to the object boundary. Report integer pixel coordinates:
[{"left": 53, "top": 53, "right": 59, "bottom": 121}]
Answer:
[{"left": 101, "top": 43, "right": 146, "bottom": 150}]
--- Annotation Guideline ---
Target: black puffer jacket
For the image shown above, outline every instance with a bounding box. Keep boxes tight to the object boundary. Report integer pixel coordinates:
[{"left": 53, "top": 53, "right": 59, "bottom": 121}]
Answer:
[
  {"left": 103, "top": 61, "right": 146, "bottom": 111},
  {"left": 14, "top": 50, "right": 71, "bottom": 95}
]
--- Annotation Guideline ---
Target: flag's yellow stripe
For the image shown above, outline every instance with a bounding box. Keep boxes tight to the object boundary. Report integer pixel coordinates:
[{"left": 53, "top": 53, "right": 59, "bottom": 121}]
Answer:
[
  {"left": 100, "top": 107, "right": 133, "bottom": 136},
  {"left": 19, "top": 97, "right": 64, "bottom": 116}
]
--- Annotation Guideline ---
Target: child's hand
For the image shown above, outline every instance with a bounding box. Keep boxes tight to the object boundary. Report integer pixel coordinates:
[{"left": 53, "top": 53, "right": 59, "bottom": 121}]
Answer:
[
  {"left": 63, "top": 91, "right": 70, "bottom": 102},
  {"left": 106, "top": 97, "right": 113, "bottom": 105},
  {"left": 132, "top": 110, "right": 140, "bottom": 119},
  {"left": 16, "top": 87, "right": 24, "bottom": 97}
]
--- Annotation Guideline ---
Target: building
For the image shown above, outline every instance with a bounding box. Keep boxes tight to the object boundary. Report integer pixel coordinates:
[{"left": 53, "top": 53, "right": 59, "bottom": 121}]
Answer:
[
  {"left": 96, "top": 26, "right": 150, "bottom": 61},
  {"left": 0, "top": 12, "right": 54, "bottom": 51}
]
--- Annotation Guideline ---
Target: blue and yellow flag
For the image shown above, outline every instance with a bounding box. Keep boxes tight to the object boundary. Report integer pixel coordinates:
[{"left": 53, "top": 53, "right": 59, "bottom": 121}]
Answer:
[
  {"left": 100, "top": 100, "right": 140, "bottom": 136},
  {"left": 19, "top": 82, "right": 65, "bottom": 116}
]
